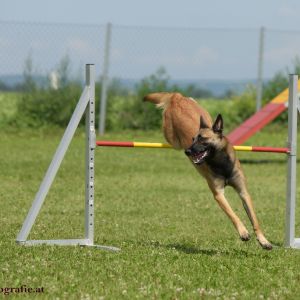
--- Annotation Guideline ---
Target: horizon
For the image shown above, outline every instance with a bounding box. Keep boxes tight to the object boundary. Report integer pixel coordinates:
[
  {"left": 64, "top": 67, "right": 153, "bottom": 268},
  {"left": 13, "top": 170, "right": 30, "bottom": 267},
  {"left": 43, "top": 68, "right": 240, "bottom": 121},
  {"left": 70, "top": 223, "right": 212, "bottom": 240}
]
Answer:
[{"left": 0, "top": 72, "right": 268, "bottom": 97}]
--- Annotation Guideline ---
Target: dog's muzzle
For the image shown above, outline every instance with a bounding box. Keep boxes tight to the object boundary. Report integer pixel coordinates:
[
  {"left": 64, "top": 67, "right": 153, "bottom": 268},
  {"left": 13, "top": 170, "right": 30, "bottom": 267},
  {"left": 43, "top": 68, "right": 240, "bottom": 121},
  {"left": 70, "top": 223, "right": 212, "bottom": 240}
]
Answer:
[
  {"left": 184, "top": 149, "right": 192, "bottom": 156},
  {"left": 185, "top": 147, "right": 209, "bottom": 165}
]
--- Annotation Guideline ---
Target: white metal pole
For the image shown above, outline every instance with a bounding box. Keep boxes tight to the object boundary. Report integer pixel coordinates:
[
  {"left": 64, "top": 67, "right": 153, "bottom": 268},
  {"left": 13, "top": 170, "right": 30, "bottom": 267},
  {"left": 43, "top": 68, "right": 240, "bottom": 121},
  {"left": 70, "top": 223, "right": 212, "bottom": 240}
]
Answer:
[
  {"left": 17, "top": 86, "right": 90, "bottom": 242},
  {"left": 99, "top": 22, "right": 112, "bottom": 135},
  {"left": 17, "top": 63, "right": 120, "bottom": 251},
  {"left": 285, "top": 74, "right": 298, "bottom": 248},
  {"left": 85, "top": 64, "right": 96, "bottom": 244}
]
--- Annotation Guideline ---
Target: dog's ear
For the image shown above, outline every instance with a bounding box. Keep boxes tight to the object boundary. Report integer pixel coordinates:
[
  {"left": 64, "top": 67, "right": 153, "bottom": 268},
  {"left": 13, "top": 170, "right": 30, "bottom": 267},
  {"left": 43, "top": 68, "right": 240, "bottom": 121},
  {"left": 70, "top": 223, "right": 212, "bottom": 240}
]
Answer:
[
  {"left": 200, "top": 116, "right": 209, "bottom": 130},
  {"left": 212, "top": 114, "right": 223, "bottom": 134}
]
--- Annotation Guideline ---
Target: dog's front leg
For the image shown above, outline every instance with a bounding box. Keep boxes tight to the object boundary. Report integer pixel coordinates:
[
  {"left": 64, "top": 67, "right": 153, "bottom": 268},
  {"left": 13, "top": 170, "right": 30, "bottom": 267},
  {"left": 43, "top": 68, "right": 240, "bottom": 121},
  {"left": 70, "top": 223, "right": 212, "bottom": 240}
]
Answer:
[
  {"left": 207, "top": 182, "right": 251, "bottom": 242},
  {"left": 235, "top": 187, "right": 272, "bottom": 250},
  {"left": 231, "top": 174, "right": 272, "bottom": 250}
]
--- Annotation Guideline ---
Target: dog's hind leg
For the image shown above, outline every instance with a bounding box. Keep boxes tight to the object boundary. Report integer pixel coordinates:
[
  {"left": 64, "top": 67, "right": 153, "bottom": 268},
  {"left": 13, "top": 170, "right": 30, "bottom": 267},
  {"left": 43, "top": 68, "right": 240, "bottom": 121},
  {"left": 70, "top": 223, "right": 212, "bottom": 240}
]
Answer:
[
  {"left": 207, "top": 183, "right": 251, "bottom": 242},
  {"left": 232, "top": 181, "right": 272, "bottom": 250}
]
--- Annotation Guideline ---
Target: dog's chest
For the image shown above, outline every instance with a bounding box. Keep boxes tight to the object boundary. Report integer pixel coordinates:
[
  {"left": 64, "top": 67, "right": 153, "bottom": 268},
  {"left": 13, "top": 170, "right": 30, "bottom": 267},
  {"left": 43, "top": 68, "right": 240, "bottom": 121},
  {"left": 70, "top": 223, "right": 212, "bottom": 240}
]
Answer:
[{"left": 206, "top": 152, "right": 234, "bottom": 180}]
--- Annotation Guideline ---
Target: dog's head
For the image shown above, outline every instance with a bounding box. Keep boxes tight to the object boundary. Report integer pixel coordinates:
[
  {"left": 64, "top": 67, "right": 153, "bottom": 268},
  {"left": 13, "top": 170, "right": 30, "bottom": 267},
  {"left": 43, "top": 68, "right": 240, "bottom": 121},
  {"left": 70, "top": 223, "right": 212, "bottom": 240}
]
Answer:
[{"left": 185, "top": 114, "right": 224, "bottom": 164}]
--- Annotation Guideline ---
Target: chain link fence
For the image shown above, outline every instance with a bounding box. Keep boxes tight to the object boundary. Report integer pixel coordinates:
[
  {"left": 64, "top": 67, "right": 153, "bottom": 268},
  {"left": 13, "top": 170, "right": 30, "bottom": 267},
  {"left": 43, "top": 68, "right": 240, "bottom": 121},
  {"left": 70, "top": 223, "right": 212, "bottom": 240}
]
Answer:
[
  {"left": 1, "top": 21, "right": 300, "bottom": 131},
  {"left": 1, "top": 21, "right": 300, "bottom": 85},
  {"left": 0, "top": 21, "right": 105, "bottom": 86}
]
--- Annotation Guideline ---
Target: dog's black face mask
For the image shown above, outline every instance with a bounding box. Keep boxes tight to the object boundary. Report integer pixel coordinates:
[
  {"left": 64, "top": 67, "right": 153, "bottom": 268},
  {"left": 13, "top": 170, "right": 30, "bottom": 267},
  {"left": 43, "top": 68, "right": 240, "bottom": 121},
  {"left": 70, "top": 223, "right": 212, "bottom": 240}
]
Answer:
[
  {"left": 185, "top": 136, "right": 211, "bottom": 164},
  {"left": 185, "top": 114, "right": 223, "bottom": 165}
]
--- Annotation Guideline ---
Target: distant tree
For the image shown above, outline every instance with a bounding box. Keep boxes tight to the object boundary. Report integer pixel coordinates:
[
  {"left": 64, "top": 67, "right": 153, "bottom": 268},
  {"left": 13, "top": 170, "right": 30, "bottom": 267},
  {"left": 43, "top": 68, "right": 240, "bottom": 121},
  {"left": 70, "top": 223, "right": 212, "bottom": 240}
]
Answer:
[
  {"left": 132, "top": 67, "right": 170, "bottom": 129},
  {"left": 23, "top": 54, "right": 36, "bottom": 92},
  {"left": 222, "top": 89, "right": 236, "bottom": 99},
  {"left": 56, "top": 54, "right": 71, "bottom": 87},
  {"left": 135, "top": 66, "right": 170, "bottom": 98},
  {"left": 0, "top": 80, "right": 10, "bottom": 91},
  {"left": 263, "top": 55, "right": 300, "bottom": 104},
  {"left": 183, "top": 84, "right": 213, "bottom": 98},
  {"left": 292, "top": 55, "right": 300, "bottom": 75}
]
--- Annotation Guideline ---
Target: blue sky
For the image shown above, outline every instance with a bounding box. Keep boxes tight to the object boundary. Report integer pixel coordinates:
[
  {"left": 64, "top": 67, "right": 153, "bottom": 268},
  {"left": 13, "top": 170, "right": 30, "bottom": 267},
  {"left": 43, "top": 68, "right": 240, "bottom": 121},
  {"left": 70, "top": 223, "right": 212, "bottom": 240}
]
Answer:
[
  {"left": 2, "top": 0, "right": 300, "bottom": 29},
  {"left": 1, "top": 1, "right": 300, "bottom": 80}
]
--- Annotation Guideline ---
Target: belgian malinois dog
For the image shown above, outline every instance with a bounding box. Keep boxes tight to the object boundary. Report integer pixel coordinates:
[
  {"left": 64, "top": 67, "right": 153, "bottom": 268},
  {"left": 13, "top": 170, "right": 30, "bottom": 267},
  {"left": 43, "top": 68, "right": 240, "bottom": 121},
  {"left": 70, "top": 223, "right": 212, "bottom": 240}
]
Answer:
[{"left": 144, "top": 92, "right": 272, "bottom": 250}]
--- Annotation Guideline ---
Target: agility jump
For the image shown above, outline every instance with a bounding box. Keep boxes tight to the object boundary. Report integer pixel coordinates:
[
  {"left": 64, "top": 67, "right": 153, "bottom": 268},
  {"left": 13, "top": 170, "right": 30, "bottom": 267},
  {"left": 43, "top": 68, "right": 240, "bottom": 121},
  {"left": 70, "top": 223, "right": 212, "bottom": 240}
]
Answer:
[
  {"left": 16, "top": 64, "right": 300, "bottom": 250},
  {"left": 96, "top": 140, "right": 290, "bottom": 154}
]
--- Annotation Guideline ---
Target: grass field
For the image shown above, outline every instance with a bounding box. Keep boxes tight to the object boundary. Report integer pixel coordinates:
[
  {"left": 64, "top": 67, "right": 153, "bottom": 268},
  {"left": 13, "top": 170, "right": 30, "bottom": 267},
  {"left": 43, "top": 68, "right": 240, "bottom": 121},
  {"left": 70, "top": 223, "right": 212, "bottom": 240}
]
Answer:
[{"left": 1, "top": 124, "right": 300, "bottom": 299}]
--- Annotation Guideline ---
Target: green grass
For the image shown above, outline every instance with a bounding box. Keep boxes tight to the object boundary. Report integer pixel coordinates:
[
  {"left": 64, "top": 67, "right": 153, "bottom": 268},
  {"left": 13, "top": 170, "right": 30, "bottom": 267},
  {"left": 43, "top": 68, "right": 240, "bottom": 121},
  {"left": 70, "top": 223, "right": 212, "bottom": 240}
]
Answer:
[{"left": 1, "top": 125, "right": 300, "bottom": 299}]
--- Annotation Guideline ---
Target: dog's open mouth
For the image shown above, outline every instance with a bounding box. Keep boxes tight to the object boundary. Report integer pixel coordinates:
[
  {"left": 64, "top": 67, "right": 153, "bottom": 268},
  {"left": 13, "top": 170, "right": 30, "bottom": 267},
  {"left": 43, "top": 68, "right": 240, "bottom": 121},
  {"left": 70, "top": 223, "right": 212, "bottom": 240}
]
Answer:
[{"left": 191, "top": 150, "right": 209, "bottom": 164}]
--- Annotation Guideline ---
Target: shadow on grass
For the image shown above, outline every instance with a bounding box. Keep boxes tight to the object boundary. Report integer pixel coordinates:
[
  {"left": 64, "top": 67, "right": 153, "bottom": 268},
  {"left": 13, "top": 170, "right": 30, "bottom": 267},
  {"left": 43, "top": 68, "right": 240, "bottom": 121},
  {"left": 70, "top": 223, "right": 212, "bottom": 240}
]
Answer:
[
  {"left": 165, "top": 240, "right": 285, "bottom": 255},
  {"left": 138, "top": 239, "right": 284, "bottom": 257},
  {"left": 162, "top": 243, "right": 260, "bottom": 258},
  {"left": 269, "top": 240, "right": 284, "bottom": 248},
  {"left": 240, "top": 159, "right": 300, "bottom": 164},
  {"left": 166, "top": 243, "right": 220, "bottom": 255}
]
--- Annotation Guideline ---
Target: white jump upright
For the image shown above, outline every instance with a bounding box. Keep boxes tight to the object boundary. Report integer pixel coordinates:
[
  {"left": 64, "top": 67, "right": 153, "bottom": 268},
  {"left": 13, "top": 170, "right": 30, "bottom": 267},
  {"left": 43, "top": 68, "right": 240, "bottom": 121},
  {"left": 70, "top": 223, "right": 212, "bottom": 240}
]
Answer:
[
  {"left": 285, "top": 74, "right": 300, "bottom": 249},
  {"left": 16, "top": 64, "right": 119, "bottom": 251}
]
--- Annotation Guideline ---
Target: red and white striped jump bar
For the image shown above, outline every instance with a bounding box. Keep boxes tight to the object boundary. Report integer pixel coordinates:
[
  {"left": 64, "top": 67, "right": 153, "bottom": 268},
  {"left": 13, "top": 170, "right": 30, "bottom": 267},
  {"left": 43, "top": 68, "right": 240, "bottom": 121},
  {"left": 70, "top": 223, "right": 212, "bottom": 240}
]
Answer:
[{"left": 96, "top": 141, "right": 290, "bottom": 154}]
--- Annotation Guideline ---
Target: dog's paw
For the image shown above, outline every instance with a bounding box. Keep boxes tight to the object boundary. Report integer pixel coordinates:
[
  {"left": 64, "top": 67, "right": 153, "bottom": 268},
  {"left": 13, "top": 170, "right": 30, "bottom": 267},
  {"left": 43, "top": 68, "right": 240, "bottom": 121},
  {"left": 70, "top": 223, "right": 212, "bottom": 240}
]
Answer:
[
  {"left": 240, "top": 232, "right": 251, "bottom": 242},
  {"left": 259, "top": 241, "right": 273, "bottom": 250},
  {"left": 257, "top": 235, "right": 273, "bottom": 250}
]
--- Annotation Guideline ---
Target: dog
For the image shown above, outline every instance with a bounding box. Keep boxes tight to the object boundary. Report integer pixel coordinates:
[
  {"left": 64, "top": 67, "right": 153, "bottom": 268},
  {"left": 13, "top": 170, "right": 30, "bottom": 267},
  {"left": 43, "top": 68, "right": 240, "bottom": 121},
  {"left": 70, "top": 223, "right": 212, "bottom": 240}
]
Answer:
[{"left": 144, "top": 92, "right": 272, "bottom": 250}]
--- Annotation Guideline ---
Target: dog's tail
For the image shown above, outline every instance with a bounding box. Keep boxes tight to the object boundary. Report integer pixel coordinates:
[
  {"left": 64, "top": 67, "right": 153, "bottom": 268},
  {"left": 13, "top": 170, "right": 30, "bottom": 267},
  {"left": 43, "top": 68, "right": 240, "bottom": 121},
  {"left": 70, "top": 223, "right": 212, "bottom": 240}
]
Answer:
[{"left": 143, "top": 92, "right": 181, "bottom": 110}]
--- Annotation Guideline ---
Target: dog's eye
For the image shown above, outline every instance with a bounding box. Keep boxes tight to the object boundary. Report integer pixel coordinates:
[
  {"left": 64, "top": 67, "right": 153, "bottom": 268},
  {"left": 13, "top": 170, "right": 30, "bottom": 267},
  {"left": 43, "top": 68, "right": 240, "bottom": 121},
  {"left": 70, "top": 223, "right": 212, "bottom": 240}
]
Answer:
[{"left": 198, "top": 135, "right": 208, "bottom": 141}]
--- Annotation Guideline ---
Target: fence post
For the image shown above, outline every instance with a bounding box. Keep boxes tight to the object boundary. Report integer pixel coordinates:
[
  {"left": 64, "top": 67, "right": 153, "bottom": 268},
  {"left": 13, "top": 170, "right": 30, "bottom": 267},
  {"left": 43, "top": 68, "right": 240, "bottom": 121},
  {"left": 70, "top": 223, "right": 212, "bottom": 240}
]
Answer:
[
  {"left": 285, "top": 74, "right": 298, "bottom": 248},
  {"left": 99, "top": 22, "right": 112, "bottom": 135},
  {"left": 256, "top": 26, "right": 265, "bottom": 112}
]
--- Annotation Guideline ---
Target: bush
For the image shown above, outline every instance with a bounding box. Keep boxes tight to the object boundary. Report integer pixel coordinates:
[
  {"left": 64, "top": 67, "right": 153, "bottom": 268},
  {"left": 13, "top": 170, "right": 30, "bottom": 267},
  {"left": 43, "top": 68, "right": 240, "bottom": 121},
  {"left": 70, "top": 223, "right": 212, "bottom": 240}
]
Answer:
[
  {"left": 104, "top": 67, "right": 174, "bottom": 131},
  {"left": 262, "top": 71, "right": 288, "bottom": 104},
  {"left": 263, "top": 56, "right": 300, "bottom": 104},
  {"left": 105, "top": 96, "right": 136, "bottom": 130},
  {"left": 193, "top": 85, "right": 256, "bottom": 132},
  {"left": 131, "top": 67, "right": 169, "bottom": 130},
  {"left": 231, "top": 85, "right": 256, "bottom": 124},
  {"left": 260, "top": 57, "right": 300, "bottom": 124},
  {"left": 113, "top": 67, "right": 214, "bottom": 130},
  {"left": 15, "top": 55, "right": 86, "bottom": 128},
  {"left": 16, "top": 83, "right": 82, "bottom": 127},
  {"left": 12, "top": 56, "right": 300, "bottom": 131}
]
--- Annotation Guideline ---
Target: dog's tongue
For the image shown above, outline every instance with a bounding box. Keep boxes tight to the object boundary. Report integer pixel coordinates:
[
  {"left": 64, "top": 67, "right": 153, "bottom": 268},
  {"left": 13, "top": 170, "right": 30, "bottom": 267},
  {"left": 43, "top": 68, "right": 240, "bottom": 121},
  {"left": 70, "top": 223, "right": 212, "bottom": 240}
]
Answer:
[
  {"left": 193, "top": 151, "right": 206, "bottom": 159},
  {"left": 192, "top": 150, "right": 208, "bottom": 164}
]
